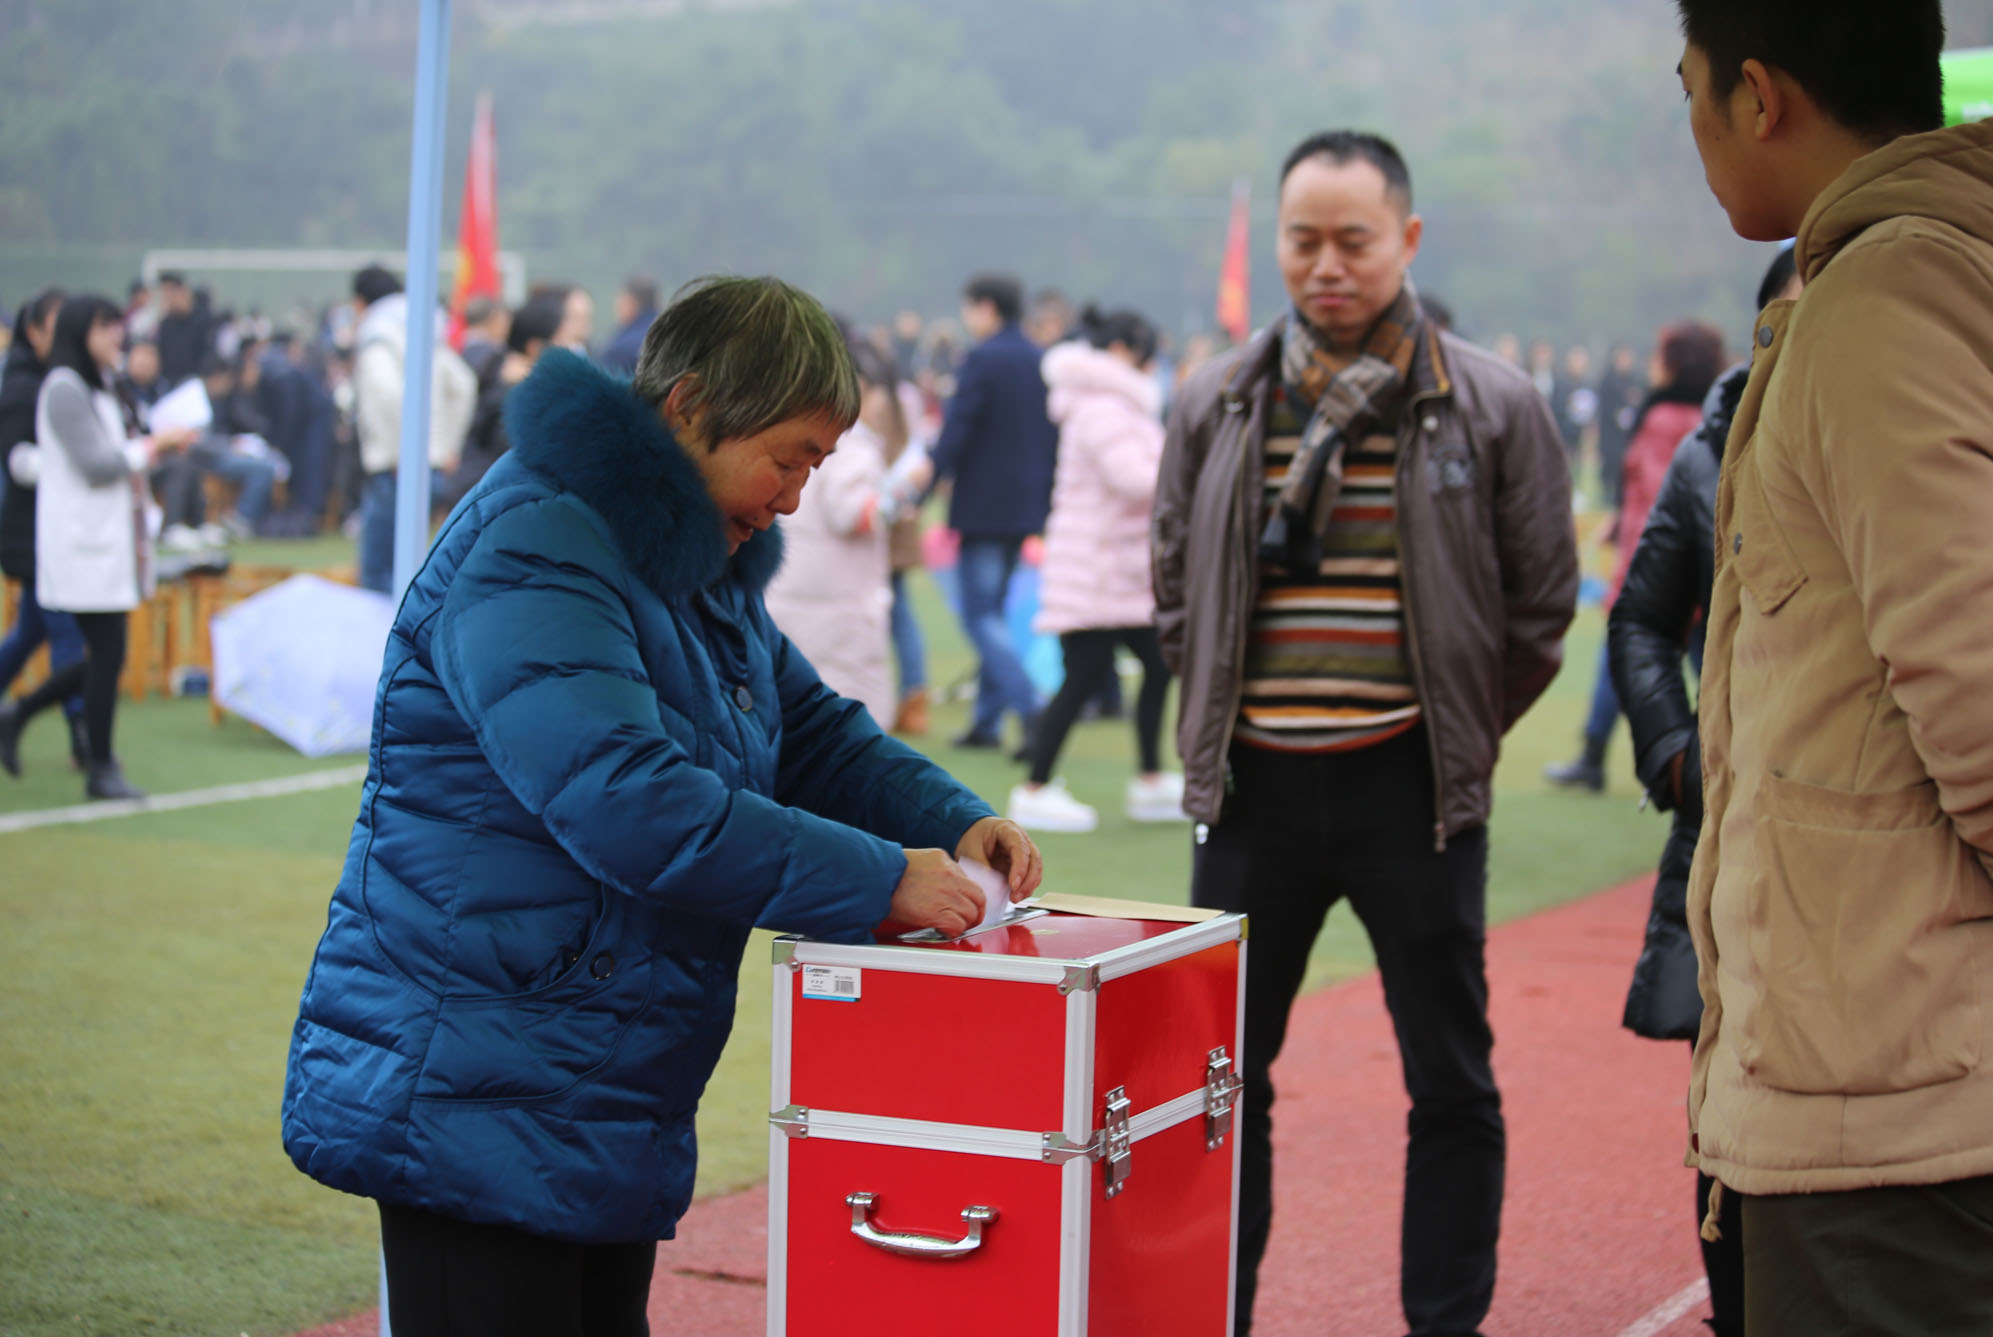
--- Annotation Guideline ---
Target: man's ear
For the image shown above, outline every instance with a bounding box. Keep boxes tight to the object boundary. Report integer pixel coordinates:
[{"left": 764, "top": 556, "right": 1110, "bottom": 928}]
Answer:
[{"left": 1739, "top": 58, "right": 1786, "bottom": 142}]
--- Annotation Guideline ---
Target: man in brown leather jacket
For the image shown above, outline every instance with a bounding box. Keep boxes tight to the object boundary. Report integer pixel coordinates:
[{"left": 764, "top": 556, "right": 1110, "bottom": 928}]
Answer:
[{"left": 1153, "top": 131, "right": 1577, "bottom": 1337}]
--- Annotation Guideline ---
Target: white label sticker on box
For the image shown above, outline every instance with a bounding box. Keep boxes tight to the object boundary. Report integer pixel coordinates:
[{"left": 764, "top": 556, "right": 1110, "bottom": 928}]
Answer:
[{"left": 801, "top": 965, "right": 862, "bottom": 1002}]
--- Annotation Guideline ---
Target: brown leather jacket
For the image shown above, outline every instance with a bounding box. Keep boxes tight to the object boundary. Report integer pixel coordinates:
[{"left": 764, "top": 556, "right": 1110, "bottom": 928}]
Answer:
[{"left": 1152, "top": 318, "right": 1578, "bottom": 837}]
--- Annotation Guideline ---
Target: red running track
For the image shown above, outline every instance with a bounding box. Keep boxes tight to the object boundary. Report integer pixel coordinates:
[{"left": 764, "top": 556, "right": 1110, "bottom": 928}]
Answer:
[{"left": 298, "top": 877, "right": 1714, "bottom": 1337}]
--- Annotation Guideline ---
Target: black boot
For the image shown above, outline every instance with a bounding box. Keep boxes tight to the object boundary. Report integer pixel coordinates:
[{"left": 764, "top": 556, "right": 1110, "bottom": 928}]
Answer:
[
  {"left": 1544, "top": 734, "right": 1608, "bottom": 793},
  {"left": 0, "top": 700, "right": 21, "bottom": 779},
  {"left": 85, "top": 758, "right": 147, "bottom": 802},
  {"left": 68, "top": 714, "right": 90, "bottom": 771}
]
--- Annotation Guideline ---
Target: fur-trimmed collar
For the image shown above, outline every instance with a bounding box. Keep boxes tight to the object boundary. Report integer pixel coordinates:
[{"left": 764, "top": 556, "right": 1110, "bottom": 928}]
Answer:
[{"left": 502, "top": 348, "right": 784, "bottom": 596}]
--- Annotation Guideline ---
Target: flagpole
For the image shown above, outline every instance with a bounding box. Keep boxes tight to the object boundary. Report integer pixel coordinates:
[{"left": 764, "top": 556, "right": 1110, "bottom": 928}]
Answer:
[{"left": 392, "top": 0, "right": 452, "bottom": 606}]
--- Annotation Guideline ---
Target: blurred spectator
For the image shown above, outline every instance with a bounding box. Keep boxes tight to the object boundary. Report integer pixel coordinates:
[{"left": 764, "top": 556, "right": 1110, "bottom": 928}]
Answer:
[
  {"left": 890, "top": 308, "right": 925, "bottom": 381},
  {"left": 124, "top": 279, "right": 159, "bottom": 344},
  {"left": 458, "top": 296, "right": 509, "bottom": 381},
  {"left": 1558, "top": 345, "right": 1598, "bottom": 467},
  {"left": 928, "top": 273, "right": 1058, "bottom": 752},
  {"left": 763, "top": 341, "right": 899, "bottom": 727},
  {"left": 445, "top": 291, "right": 564, "bottom": 505},
  {"left": 1527, "top": 337, "right": 1558, "bottom": 402},
  {"left": 350, "top": 264, "right": 477, "bottom": 593},
  {"left": 1, "top": 295, "right": 194, "bottom": 800},
  {"left": 556, "top": 285, "right": 595, "bottom": 354},
  {"left": 1010, "top": 304, "right": 1180, "bottom": 832},
  {"left": 122, "top": 340, "right": 165, "bottom": 411},
  {"left": 1546, "top": 320, "right": 1725, "bottom": 792},
  {"left": 1027, "top": 288, "right": 1074, "bottom": 348},
  {"left": 0, "top": 288, "right": 88, "bottom": 769},
  {"left": 1595, "top": 342, "right": 1645, "bottom": 508},
  {"left": 1490, "top": 330, "right": 1523, "bottom": 367},
  {"left": 154, "top": 351, "right": 280, "bottom": 544},
  {"left": 599, "top": 277, "right": 658, "bottom": 375},
  {"left": 254, "top": 336, "right": 338, "bottom": 534},
  {"left": 882, "top": 375, "right": 934, "bottom": 736},
  {"left": 153, "top": 272, "right": 213, "bottom": 388}
]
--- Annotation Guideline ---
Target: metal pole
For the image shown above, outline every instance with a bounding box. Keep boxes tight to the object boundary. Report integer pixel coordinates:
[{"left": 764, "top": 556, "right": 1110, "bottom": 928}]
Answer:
[
  {"left": 381, "top": 7, "right": 451, "bottom": 1330},
  {"left": 392, "top": 0, "right": 453, "bottom": 603}
]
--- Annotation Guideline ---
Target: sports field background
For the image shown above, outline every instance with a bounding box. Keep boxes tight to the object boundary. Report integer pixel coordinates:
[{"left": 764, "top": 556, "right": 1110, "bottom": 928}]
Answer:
[{"left": 0, "top": 545, "right": 1665, "bottom": 1337}]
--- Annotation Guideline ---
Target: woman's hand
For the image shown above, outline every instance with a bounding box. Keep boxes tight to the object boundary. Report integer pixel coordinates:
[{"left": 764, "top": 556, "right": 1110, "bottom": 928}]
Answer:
[
  {"left": 954, "top": 816, "right": 1043, "bottom": 901},
  {"left": 887, "top": 848, "right": 987, "bottom": 939}
]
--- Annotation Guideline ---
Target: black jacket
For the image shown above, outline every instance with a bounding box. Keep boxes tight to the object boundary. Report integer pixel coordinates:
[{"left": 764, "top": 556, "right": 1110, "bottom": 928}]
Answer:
[
  {"left": 0, "top": 340, "right": 50, "bottom": 582},
  {"left": 928, "top": 323, "right": 1059, "bottom": 538},
  {"left": 1606, "top": 364, "right": 1743, "bottom": 1040}
]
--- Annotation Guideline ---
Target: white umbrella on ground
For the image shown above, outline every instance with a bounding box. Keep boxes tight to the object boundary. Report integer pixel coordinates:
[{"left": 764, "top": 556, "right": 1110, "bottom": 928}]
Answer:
[{"left": 210, "top": 573, "right": 394, "bottom": 757}]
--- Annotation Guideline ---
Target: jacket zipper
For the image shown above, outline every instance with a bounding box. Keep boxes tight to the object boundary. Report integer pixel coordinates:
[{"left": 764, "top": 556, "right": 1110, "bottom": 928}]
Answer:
[
  {"left": 1216, "top": 389, "right": 1256, "bottom": 800},
  {"left": 1400, "top": 386, "right": 1450, "bottom": 853}
]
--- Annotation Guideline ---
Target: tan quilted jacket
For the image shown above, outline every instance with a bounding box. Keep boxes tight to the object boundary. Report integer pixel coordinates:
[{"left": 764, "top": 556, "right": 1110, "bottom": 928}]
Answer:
[{"left": 1688, "top": 120, "right": 1993, "bottom": 1195}]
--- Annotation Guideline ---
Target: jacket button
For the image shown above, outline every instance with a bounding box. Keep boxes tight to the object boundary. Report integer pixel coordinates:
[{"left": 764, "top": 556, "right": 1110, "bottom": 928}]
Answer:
[
  {"left": 590, "top": 952, "right": 615, "bottom": 980},
  {"left": 1421, "top": 415, "right": 1439, "bottom": 434},
  {"left": 1758, "top": 325, "right": 1774, "bottom": 348},
  {"left": 734, "top": 685, "right": 753, "bottom": 711},
  {"left": 1733, "top": 532, "right": 1743, "bottom": 555}
]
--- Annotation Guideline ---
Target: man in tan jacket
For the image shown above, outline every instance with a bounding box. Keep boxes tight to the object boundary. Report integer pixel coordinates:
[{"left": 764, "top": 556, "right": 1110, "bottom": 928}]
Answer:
[{"left": 1677, "top": 2, "right": 1993, "bottom": 1330}]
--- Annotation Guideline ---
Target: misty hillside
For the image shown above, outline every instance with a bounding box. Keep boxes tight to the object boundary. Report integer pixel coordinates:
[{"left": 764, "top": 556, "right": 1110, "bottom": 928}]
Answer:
[{"left": 4, "top": 0, "right": 1992, "bottom": 342}]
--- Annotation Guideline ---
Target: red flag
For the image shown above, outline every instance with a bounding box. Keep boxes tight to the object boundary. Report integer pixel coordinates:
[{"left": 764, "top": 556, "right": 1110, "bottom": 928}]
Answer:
[
  {"left": 1215, "top": 177, "right": 1251, "bottom": 344},
  {"left": 446, "top": 92, "right": 500, "bottom": 350}
]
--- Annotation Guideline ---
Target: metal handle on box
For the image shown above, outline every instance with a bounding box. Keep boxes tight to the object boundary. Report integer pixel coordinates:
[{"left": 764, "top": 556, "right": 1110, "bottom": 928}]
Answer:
[{"left": 845, "top": 1192, "right": 997, "bottom": 1260}]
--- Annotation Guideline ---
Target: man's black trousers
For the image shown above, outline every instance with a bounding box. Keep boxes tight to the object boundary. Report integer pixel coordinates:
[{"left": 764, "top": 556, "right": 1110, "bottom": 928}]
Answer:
[{"left": 1191, "top": 727, "right": 1503, "bottom": 1337}]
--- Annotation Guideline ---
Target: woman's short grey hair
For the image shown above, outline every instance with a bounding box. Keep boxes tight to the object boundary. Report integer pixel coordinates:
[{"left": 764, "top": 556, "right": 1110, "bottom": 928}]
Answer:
[{"left": 631, "top": 275, "right": 859, "bottom": 445}]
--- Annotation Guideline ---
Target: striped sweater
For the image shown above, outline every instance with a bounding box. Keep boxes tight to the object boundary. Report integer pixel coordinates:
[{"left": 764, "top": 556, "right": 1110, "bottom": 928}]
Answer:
[{"left": 1235, "top": 383, "right": 1421, "bottom": 752}]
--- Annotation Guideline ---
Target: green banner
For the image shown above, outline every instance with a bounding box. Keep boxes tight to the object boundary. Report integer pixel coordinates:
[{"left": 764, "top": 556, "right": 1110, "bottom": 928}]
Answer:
[{"left": 1944, "top": 47, "right": 1993, "bottom": 124}]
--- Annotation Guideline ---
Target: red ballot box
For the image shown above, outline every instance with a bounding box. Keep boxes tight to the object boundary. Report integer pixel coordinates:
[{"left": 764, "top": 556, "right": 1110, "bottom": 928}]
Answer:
[{"left": 767, "top": 905, "right": 1246, "bottom": 1336}]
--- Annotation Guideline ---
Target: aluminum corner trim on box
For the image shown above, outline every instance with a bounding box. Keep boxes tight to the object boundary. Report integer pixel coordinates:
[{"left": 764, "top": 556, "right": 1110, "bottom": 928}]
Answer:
[
  {"left": 784, "top": 938, "right": 1076, "bottom": 986},
  {"left": 792, "top": 1108, "right": 1050, "bottom": 1162},
  {"left": 1088, "top": 913, "right": 1244, "bottom": 983}
]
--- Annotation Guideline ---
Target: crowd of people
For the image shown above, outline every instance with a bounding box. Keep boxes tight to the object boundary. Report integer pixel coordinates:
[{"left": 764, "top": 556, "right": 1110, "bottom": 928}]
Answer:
[{"left": 11, "top": 3, "right": 1993, "bottom": 1334}]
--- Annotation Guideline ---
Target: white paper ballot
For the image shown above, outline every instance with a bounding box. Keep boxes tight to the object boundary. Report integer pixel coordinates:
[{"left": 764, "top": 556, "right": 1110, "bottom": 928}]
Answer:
[
  {"left": 149, "top": 378, "right": 213, "bottom": 434},
  {"left": 962, "top": 858, "right": 1014, "bottom": 929}
]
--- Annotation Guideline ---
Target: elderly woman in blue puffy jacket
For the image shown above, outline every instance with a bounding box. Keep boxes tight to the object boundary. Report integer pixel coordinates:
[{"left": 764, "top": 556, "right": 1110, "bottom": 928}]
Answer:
[{"left": 282, "top": 276, "right": 1041, "bottom": 1337}]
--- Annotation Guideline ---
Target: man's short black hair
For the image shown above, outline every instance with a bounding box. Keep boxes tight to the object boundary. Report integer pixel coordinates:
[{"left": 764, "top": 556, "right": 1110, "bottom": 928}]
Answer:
[
  {"left": 1677, "top": 0, "right": 1946, "bottom": 139},
  {"left": 157, "top": 271, "right": 187, "bottom": 289},
  {"left": 352, "top": 264, "right": 403, "bottom": 307},
  {"left": 1280, "top": 131, "right": 1414, "bottom": 214},
  {"left": 963, "top": 273, "right": 1024, "bottom": 325}
]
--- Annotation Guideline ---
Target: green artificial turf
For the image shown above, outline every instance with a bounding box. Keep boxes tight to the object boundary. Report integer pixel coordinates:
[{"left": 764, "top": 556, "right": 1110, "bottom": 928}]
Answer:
[{"left": 0, "top": 564, "right": 1664, "bottom": 1336}]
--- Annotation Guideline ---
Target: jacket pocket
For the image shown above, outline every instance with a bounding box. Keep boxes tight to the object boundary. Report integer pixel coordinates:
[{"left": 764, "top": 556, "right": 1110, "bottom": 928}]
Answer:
[
  {"left": 1739, "top": 771, "right": 1984, "bottom": 1095},
  {"left": 413, "top": 901, "right": 661, "bottom": 1105},
  {"left": 1728, "top": 468, "right": 1806, "bottom": 616}
]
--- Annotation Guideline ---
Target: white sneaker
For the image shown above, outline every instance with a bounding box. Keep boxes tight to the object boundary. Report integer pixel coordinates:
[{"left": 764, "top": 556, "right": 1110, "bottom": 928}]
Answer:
[
  {"left": 197, "top": 521, "right": 231, "bottom": 547},
  {"left": 1125, "top": 772, "right": 1189, "bottom": 823},
  {"left": 1008, "top": 780, "right": 1099, "bottom": 833},
  {"left": 160, "top": 523, "right": 202, "bottom": 552}
]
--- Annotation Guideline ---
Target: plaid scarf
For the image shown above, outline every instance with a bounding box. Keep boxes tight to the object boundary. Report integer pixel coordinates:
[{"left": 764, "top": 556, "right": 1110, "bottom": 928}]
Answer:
[{"left": 1260, "top": 284, "right": 1422, "bottom": 569}]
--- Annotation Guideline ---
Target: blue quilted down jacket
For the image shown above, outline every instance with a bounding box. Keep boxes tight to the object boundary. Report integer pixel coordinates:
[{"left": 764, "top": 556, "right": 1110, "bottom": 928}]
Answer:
[{"left": 281, "top": 350, "right": 993, "bottom": 1243}]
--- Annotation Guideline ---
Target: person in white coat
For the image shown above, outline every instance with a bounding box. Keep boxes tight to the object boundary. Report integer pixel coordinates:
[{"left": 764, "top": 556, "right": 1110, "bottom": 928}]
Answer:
[
  {"left": 0, "top": 295, "right": 192, "bottom": 799},
  {"left": 350, "top": 264, "right": 476, "bottom": 593},
  {"left": 1010, "top": 306, "right": 1183, "bottom": 832},
  {"left": 762, "top": 342, "right": 897, "bottom": 728}
]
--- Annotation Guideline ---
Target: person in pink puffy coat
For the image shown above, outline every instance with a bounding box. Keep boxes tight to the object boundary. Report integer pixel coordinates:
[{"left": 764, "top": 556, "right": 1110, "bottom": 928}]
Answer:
[{"left": 1010, "top": 306, "right": 1184, "bottom": 832}]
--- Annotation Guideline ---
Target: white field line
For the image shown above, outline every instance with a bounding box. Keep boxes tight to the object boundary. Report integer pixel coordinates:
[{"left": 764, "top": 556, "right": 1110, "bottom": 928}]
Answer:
[
  {"left": 1615, "top": 1278, "right": 1711, "bottom": 1337},
  {"left": 0, "top": 764, "right": 366, "bottom": 835}
]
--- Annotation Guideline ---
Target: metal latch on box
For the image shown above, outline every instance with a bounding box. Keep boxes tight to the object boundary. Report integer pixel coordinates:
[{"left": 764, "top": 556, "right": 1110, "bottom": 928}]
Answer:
[
  {"left": 1101, "top": 1086, "right": 1133, "bottom": 1197},
  {"left": 1204, "top": 1046, "right": 1242, "bottom": 1150}
]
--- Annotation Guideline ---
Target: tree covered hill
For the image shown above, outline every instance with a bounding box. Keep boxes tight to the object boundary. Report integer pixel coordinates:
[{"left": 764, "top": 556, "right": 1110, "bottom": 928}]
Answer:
[{"left": 4, "top": 0, "right": 1991, "bottom": 342}]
